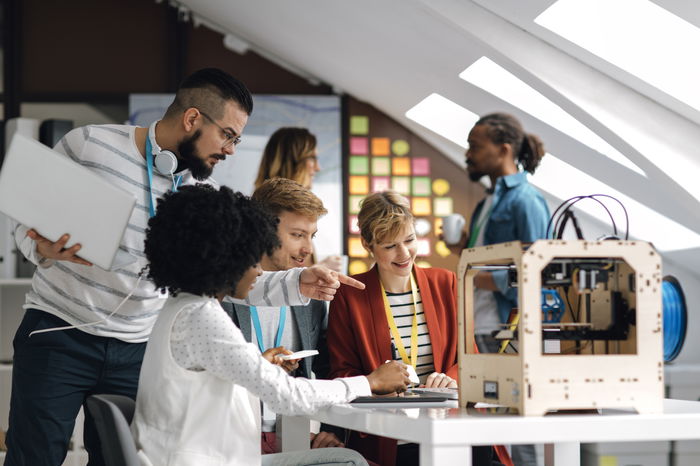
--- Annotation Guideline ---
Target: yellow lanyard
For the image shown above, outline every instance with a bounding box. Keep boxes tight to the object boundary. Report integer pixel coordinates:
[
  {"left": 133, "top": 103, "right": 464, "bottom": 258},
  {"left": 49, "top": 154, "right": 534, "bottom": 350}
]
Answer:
[{"left": 381, "top": 273, "right": 420, "bottom": 368}]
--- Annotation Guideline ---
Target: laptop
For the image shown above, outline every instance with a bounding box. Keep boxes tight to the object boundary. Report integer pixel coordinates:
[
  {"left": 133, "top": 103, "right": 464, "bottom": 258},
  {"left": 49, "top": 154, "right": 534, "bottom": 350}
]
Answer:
[{"left": 0, "top": 133, "right": 137, "bottom": 270}]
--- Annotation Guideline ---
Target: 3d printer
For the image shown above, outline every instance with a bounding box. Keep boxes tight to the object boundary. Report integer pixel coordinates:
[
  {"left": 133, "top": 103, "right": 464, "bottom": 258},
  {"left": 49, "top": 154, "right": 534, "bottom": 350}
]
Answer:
[{"left": 456, "top": 239, "right": 682, "bottom": 416}]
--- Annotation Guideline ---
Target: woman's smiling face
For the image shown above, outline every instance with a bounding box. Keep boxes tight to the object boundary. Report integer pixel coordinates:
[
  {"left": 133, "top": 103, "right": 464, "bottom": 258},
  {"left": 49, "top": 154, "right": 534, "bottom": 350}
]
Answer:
[{"left": 368, "top": 222, "right": 417, "bottom": 280}]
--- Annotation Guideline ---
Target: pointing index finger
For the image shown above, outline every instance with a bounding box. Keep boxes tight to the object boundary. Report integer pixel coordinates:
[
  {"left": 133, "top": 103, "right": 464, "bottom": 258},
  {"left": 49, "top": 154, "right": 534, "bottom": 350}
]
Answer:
[{"left": 337, "top": 273, "right": 365, "bottom": 290}]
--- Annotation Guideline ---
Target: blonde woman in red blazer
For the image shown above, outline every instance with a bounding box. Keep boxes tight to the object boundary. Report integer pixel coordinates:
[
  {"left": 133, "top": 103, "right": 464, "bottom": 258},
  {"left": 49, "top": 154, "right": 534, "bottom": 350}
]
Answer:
[
  {"left": 328, "top": 265, "right": 458, "bottom": 383},
  {"left": 327, "top": 191, "right": 464, "bottom": 466}
]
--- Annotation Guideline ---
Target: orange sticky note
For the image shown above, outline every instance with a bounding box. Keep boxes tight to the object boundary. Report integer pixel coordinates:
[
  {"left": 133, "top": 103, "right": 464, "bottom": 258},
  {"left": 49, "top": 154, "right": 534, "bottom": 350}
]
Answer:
[
  {"left": 392, "top": 158, "right": 411, "bottom": 176},
  {"left": 371, "top": 138, "right": 391, "bottom": 156}
]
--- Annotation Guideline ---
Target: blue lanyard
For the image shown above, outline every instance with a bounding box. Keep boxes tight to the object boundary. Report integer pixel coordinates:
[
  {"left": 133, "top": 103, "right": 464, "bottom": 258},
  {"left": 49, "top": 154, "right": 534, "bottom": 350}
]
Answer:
[
  {"left": 250, "top": 306, "right": 287, "bottom": 353},
  {"left": 145, "top": 135, "right": 182, "bottom": 218}
]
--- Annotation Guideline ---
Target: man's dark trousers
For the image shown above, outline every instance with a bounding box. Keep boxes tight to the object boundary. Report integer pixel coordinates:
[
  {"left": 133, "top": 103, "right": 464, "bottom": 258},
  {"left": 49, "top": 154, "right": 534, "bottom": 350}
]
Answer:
[{"left": 4, "top": 309, "right": 146, "bottom": 466}]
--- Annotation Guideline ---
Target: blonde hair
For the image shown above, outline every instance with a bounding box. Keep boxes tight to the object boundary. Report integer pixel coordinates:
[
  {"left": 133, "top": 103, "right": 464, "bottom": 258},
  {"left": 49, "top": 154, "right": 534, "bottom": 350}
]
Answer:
[
  {"left": 357, "top": 191, "right": 414, "bottom": 247},
  {"left": 252, "top": 177, "right": 327, "bottom": 220},
  {"left": 254, "top": 127, "right": 317, "bottom": 189}
]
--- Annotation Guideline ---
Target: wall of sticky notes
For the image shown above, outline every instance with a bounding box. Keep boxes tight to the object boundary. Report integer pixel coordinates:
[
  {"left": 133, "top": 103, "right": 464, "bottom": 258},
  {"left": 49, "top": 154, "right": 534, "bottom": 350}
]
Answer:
[{"left": 344, "top": 98, "right": 484, "bottom": 275}]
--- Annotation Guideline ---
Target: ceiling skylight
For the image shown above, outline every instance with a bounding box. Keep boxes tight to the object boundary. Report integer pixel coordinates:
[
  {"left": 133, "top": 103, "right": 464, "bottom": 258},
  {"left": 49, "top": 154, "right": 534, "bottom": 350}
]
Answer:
[
  {"left": 404, "top": 92, "right": 698, "bottom": 250},
  {"left": 532, "top": 155, "right": 700, "bottom": 251},
  {"left": 459, "top": 56, "right": 645, "bottom": 176},
  {"left": 535, "top": 0, "right": 700, "bottom": 112},
  {"left": 405, "top": 93, "right": 478, "bottom": 148}
]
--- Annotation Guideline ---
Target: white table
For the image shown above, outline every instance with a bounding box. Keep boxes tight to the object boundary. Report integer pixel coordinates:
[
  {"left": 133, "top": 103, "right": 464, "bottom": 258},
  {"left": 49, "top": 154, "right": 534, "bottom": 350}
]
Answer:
[{"left": 278, "top": 399, "right": 700, "bottom": 466}]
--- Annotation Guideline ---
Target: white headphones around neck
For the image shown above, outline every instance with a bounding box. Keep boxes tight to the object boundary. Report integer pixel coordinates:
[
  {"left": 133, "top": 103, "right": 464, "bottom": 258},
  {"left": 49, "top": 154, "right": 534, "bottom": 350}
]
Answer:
[{"left": 148, "top": 121, "right": 178, "bottom": 176}]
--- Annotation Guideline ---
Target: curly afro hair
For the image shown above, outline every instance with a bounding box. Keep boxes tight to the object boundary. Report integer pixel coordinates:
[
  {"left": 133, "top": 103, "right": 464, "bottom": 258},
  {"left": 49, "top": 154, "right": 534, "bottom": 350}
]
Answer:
[{"left": 144, "top": 184, "right": 279, "bottom": 297}]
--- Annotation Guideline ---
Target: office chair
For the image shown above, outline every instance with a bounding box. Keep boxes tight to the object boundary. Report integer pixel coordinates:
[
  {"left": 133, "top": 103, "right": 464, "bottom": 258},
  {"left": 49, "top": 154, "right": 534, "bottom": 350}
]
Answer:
[{"left": 85, "top": 394, "right": 141, "bottom": 466}]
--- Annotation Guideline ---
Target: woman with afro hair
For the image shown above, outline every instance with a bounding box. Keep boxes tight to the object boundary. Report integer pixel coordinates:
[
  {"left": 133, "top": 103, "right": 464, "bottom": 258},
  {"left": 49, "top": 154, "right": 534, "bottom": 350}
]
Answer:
[{"left": 132, "top": 184, "right": 409, "bottom": 466}]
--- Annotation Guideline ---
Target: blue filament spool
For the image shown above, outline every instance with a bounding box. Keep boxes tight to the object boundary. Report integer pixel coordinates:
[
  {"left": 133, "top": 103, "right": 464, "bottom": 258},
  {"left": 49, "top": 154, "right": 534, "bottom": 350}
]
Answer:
[{"left": 662, "top": 276, "right": 687, "bottom": 362}]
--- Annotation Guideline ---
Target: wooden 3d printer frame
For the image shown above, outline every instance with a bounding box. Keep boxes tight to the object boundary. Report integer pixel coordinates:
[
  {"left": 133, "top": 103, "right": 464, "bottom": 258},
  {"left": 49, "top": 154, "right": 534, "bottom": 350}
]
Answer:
[{"left": 457, "top": 240, "right": 664, "bottom": 416}]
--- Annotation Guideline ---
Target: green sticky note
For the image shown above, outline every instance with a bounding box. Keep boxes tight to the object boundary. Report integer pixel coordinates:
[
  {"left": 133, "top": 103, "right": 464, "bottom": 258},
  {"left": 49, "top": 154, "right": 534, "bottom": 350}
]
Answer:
[
  {"left": 350, "top": 116, "right": 369, "bottom": 135},
  {"left": 392, "top": 139, "right": 410, "bottom": 156},
  {"left": 349, "top": 195, "right": 364, "bottom": 214},
  {"left": 349, "top": 156, "right": 369, "bottom": 175},
  {"left": 412, "top": 177, "right": 431, "bottom": 196}
]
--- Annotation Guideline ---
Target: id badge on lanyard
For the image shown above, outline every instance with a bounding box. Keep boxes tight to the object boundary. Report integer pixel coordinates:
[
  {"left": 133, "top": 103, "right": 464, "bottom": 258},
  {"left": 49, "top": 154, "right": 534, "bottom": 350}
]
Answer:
[
  {"left": 381, "top": 273, "right": 420, "bottom": 368},
  {"left": 145, "top": 136, "right": 182, "bottom": 218}
]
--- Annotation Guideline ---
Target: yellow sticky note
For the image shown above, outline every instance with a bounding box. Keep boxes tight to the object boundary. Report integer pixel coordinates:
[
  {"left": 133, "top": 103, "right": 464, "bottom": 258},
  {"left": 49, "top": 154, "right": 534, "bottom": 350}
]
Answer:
[
  {"left": 349, "top": 260, "right": 369, "bottom": 275},
  {"left": 435, "top": 241, "right": 451, "bottom": 258},
  {"left": 434, "top": 218, "right": 443, "bottom": 235},
  {"left": 412, "top": 197, "right": 431, "bottom": 216},
  {"left": 599, "top": 457, "right": 618, "bottom": 466},
  {"left": 432, "top": 178, "right": 450, "bottom": 196},
  {"left": 349, "top": 176, "right": 369, "bottom": 195},
  {"left": 348, "top": 237, "right": 368, "bottom": 258}
]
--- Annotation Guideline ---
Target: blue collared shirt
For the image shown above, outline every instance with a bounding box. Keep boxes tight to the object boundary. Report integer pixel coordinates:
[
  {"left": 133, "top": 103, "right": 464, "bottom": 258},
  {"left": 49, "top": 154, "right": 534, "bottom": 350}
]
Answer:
[{"left": 469, "top": 172, "right": 550, "bottom": 322}]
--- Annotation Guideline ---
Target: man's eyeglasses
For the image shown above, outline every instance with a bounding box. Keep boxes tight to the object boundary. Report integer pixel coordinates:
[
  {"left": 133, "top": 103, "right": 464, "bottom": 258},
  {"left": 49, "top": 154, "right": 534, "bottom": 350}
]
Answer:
[{"left": 199, "top": 111, "right": 242, "bottom": 148}]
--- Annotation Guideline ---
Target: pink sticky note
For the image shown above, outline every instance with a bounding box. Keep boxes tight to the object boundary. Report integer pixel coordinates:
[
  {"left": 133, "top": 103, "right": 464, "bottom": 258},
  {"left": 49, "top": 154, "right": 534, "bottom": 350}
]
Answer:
[
  {"left": 372, "top": 177, "right": 391, "bottom": 192},
  {"left": 350, "top": 137, "right": 369, "bottom": 155},
  {"left": 349, "top": 216, "right": 360, "bottom": 234},
  {"left": 412, "top": 158, "right": 430, "bottom": 176}
]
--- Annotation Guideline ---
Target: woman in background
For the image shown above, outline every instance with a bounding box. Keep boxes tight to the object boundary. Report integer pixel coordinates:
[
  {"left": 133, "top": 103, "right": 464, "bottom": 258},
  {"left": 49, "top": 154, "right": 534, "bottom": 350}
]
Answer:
[
  {"left": 255, "top": 127, "right": 320, "bottom": 190},
  {"left": 255, "top": 127, "right": 342, "bottom": 272}
]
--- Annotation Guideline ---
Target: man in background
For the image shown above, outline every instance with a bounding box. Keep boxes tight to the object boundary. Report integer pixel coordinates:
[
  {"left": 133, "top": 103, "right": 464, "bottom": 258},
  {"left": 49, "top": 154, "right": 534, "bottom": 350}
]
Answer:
[{"left": 457, "top": 112, "right": 550, "bottom": 466}]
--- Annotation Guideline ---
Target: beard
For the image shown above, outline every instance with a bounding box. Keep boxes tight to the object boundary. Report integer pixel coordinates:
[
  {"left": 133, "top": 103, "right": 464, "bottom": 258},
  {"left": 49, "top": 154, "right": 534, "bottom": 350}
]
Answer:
[
  {"left": 468, "top": 170, "right": 485, "bottom": 182},
  {"left": 177, "top": 130, "right": 224, "bottom": 181},
  {"left": 466, "top": 160, "right": 484, "bottom": 182}
]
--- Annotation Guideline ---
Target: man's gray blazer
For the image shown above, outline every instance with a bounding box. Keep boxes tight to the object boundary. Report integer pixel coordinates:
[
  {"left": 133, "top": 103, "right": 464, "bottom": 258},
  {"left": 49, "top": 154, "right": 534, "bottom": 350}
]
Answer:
[{"left": 221, "top": 300, "right": 329, "bottom": 379}]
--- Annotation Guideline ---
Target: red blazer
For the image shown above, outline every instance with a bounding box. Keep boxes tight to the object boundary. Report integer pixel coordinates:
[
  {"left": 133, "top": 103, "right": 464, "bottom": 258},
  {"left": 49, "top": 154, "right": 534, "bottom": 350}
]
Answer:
[{"left": 327, "top": 265, "right": 458, "bottom": 466}]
